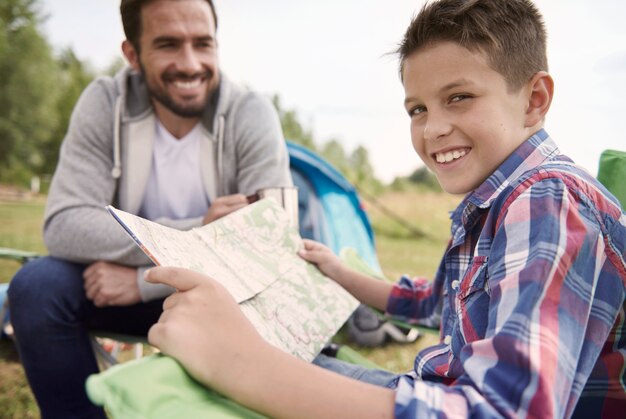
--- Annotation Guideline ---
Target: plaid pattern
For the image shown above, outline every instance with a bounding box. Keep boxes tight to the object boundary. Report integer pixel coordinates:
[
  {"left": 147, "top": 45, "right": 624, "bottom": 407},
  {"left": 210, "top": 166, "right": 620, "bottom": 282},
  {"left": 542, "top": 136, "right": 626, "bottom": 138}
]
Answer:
[{"left": 387, "top": 130, "right": 626, "bottom": 418}]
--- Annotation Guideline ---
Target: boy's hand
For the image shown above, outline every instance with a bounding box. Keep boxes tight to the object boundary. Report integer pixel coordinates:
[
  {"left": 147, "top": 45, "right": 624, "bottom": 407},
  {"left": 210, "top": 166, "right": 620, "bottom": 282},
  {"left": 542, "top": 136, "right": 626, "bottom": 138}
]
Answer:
[
  {"left": 145, "top": 267, "right": 268, "bottom": 392},
  {"left": 300, "top": 239, "right": 394, "bottom": 312},
  {"left": 298, "top": 239, "right": 345, "bottom": 280}
]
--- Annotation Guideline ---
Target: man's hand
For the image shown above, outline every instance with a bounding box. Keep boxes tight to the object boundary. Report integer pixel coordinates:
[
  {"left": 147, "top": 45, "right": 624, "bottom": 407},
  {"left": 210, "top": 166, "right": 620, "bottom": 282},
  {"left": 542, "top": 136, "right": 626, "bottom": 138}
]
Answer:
[
  {"left": 83, "top": 261, "right": 141, "bottom": 307},
  {"left": 202, "top": 194, "right": 249, "bottom": 225},
  {"left": 146, "top": 267, "right": 267, "bottom": 391}
]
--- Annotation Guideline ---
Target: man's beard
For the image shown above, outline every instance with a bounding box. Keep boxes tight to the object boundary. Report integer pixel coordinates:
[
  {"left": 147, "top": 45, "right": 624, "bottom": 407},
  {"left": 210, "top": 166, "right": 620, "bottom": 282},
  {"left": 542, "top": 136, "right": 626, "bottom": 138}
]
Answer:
[{"left": 142, "top": 64, "right": 215, "bottom": 118}]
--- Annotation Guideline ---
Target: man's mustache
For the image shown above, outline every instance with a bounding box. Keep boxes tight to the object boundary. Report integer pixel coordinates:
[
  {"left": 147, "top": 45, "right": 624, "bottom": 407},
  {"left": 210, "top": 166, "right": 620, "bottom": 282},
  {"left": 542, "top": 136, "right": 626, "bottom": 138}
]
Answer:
[{"left": 162, "top": 71, "right": 213, "bottom": 82}]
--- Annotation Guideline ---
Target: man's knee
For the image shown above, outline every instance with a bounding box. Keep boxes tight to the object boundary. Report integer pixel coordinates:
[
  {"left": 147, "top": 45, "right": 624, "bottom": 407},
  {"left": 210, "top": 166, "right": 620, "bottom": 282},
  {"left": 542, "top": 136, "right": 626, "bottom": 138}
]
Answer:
[{"left": 8, "top": 256, "right": 87, "bottom": 313}]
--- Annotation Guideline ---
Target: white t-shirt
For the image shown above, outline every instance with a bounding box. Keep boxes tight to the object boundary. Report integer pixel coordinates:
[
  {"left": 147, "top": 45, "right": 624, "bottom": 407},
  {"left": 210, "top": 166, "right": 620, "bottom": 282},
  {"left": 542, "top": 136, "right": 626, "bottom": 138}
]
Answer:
[{"left": 138, "top": 121, "right": 209, "bottom": 220}]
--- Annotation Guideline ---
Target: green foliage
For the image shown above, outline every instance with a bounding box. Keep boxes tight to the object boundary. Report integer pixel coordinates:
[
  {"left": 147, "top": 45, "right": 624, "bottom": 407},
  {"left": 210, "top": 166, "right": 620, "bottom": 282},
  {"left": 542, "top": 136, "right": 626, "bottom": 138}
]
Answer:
[
  {"left": 272, "top": 95, "right": 383, "bottom": 193},
  {"left": 320, "top": 139, "right": 350, "bottom": 176},
  {"left": 272, "top": 95, "right": 316, "bottom": 151},
  {"left": 392, "top": 166, "right": 442, "bottom": 192},
  {"left": 347, "top": 145, "right": 383, "bottom": 193},
  {"left": 43, "top": 48, "right": 94, "bottom": 174},
  {"left": 104, "top": 56, "right": 126, "bottom": 77},
  {"left": 0, "top": 0, "right": 95, "bottom": 186},
  {"left": 0, "top": 0, "right": 58, "bottom": 183}
]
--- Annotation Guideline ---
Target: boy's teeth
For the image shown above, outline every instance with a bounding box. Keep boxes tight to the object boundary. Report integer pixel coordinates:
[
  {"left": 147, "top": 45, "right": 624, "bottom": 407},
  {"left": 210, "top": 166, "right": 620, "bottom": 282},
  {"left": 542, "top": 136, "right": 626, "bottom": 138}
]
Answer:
[{"left": 436, "top": 149, "right": 466, "bottom": 163}]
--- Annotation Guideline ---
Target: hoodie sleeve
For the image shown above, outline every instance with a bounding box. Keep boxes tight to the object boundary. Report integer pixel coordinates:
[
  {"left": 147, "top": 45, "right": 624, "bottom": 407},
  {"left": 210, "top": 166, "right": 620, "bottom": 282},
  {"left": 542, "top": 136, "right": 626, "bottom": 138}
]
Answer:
[
  {"left": 43, "top": 77, "right": 151, "bottom": 266},
  {"left": 228, "top": 91, "right": 293, "bottom": 195}
]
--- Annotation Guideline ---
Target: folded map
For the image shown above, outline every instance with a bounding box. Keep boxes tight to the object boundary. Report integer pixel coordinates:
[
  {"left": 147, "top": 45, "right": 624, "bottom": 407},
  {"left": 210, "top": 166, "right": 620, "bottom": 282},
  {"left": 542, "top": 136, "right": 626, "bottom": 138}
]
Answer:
[{"left": 107, "top": 199, "right": 358, "bottom": 361}]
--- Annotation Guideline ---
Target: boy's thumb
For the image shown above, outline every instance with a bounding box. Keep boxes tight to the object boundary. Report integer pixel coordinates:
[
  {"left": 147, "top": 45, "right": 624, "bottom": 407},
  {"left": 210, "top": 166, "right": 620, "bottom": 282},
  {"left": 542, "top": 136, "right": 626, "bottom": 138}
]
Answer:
[{"left": 145, "top": 266, "right": 200, "bottom": 292}]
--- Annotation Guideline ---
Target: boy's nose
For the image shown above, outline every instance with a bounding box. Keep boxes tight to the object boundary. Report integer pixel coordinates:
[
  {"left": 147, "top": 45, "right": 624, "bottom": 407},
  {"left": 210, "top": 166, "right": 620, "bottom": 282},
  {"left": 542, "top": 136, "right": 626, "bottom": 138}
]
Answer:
[{"left": 423, "top": 111, "right": 452, "bottom": 142}]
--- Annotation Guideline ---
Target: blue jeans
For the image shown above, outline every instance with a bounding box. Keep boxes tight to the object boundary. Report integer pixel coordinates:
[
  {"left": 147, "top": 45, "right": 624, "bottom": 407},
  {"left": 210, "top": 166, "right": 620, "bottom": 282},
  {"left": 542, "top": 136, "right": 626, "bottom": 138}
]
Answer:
[
  {"left": 312, "top": 353, "right": 402, "bottom": 388},
  {"left": 8, "top": 257, "right": 163, "bottom": 419}
]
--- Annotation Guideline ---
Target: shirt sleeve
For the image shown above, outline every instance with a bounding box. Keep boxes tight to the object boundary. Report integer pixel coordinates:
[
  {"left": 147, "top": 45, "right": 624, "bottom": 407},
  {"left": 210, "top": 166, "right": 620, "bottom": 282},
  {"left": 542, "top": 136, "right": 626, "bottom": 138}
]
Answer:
[
  {"left": 386, "top": 274, "right": 443, "bottom": 330},
  {"left": 392, "top": 178, "right": 624, "bottom": 418}
]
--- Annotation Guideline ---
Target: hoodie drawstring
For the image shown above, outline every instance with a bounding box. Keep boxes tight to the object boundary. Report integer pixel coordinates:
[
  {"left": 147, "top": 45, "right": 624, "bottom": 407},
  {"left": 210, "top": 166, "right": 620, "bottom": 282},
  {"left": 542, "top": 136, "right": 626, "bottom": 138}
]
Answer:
[
  {"left": 111, "top": 97, "right": 122, "bottom": 179},
  {"left": 216, "top": 115, "right": 225, "bottom": 195}
]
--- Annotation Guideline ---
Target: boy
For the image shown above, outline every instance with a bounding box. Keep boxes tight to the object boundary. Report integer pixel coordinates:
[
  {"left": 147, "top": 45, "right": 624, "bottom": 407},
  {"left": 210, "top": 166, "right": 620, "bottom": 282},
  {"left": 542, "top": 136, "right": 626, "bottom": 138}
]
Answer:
[{"left": 144, "top": 0, "right": 626, "bottom": 417}]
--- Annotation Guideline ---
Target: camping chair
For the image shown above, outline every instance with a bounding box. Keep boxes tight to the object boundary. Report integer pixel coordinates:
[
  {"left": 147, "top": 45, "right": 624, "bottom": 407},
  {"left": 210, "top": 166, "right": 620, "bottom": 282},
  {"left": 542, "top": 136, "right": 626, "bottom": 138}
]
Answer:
[
  {"left": 0, "top": 248, "right": 38, "bottom": 338},
  {"left": 0, "top": 248, "right": 147, "bottom": 369},
  {"left": 596, "top": 149, "right": 626, "bottom": 207}
]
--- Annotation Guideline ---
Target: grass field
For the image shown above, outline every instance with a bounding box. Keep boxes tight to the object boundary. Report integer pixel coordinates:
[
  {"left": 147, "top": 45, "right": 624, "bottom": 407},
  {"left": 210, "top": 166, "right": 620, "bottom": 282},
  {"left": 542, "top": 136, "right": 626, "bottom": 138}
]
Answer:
[{"left": 0, "top": 189, "right": 459, "bottom": 417}]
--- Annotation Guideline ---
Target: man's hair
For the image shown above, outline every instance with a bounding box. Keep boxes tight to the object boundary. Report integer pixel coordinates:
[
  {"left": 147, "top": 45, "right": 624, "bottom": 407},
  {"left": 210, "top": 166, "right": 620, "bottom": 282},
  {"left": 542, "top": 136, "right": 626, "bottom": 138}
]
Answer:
[
  {"left": 397, "top": 0, "right": 547, "bottom": 90},
  {"left": 120, "top": 0, "right": 218, "bottom": 51}
]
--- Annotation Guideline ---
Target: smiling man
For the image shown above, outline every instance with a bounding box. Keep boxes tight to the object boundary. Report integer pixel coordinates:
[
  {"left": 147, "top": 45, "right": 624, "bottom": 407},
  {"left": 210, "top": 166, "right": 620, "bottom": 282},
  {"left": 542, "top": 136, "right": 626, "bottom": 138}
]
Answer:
[{"left": 7, "top": 0, "right": 292, "bottom": 417}]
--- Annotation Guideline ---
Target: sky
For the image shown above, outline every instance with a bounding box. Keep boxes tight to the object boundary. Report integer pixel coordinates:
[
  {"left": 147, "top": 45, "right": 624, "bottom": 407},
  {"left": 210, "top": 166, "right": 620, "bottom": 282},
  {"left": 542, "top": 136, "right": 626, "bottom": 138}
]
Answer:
[{"left": 40, "top": 0, "right": 626, "bottom": 183}]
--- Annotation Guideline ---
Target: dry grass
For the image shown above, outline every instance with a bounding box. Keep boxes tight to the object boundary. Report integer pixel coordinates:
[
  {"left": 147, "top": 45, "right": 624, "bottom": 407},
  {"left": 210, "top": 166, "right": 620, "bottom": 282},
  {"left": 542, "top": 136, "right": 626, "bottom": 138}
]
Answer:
[{"left": 367, "top": 189, "right": 461, "bottom": 280}]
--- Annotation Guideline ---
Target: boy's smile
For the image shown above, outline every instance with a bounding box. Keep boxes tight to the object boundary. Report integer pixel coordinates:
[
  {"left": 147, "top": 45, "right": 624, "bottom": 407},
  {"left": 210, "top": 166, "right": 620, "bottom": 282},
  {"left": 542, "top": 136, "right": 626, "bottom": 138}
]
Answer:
[{"left": 403, "top": 42, "right": 536, "bottom": 195}]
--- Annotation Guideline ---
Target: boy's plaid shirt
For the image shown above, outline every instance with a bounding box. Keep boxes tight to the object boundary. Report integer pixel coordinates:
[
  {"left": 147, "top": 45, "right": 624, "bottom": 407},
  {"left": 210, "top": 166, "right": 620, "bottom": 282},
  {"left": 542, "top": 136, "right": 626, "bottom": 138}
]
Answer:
[{"left": 387, "top": 130, "right": 626, "bottom": 418}]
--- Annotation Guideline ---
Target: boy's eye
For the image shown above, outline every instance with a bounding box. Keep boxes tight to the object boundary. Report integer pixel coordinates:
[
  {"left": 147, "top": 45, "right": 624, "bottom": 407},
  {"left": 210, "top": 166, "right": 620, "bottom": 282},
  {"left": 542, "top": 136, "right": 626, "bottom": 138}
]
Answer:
[
  {"left": 450, "top": 94, "right": 471, "bottom": 103},
  {"left": 408, "top": 105, "right": 426, "bottom": 117}
]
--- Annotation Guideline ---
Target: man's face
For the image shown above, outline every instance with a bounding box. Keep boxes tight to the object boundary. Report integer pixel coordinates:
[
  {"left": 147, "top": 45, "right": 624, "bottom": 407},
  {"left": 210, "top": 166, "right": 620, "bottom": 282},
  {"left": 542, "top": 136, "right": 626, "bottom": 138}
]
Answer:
[
  {"left": 402, "top": 42, "right": 531, "bottom": 195},
  {"left": 126, "top": 0, "right": 219, "bottom": 119}
]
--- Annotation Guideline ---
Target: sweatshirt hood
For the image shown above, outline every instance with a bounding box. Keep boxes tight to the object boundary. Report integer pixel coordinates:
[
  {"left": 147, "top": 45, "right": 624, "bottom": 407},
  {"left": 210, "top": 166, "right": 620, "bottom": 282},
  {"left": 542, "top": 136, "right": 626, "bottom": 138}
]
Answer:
[{"left": 110, "top": 66, "right": 229, "bottom": 181}]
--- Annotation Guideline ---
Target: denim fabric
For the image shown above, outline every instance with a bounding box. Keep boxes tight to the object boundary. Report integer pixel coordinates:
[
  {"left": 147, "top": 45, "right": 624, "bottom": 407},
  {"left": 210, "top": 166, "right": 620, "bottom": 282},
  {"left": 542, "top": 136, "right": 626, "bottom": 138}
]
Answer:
[
  {"left": 312, "top": 353, "right": 403, "bottom": 389},
  {"left": 8, "top": 256, "right": 163, "bottom": 419}
]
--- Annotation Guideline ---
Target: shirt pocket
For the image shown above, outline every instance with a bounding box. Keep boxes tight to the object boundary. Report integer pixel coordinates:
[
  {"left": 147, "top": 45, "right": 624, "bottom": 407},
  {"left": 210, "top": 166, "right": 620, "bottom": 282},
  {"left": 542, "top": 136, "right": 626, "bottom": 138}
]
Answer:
[{"left": 453, "top": 256, "right": 490, "bottom": 346}]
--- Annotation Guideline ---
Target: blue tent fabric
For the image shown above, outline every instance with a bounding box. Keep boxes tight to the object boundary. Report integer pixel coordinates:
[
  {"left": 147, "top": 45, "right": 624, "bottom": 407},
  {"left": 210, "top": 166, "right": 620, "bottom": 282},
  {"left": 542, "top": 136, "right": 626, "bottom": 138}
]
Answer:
[{"left": 287, "top": 142, "right": 381, "bottom": 273}]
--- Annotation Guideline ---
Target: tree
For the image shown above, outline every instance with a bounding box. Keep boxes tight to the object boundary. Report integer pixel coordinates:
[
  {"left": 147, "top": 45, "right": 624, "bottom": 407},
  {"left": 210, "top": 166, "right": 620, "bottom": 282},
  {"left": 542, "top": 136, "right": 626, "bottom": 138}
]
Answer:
[
  {"left": 0, "top": 0, "right": 60, "bottom": 183},
  {"left": 349, "top": 145, "right": 382, "bottom": 192},
  {"left": 104, "top": 56, "right": 126, "bottom": 77},
  {"left": 0, "top": 0, "right": 95, "bottom": 185},
  {"left": 320, "top": 139, "right": 351, "bottom": 178},
  {"left": 271, "top": 95, "right": 316, "bottom": 151},
  {"left": 407, "top": 166, "right": 441, "bottom": 191},
  {"left": 42, "top": 48, "right": 94, "bottom": 175},
  {"left": 271, "top": 94, "right": 382, "bottom": 191}
]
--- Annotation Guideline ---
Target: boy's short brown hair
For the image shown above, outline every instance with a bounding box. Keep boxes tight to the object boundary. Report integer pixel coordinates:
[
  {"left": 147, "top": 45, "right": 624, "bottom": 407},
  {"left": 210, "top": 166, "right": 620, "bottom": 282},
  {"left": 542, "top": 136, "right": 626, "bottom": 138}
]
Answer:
[{"left": 398, "top": 0, "right": 547, "bottom": 90}]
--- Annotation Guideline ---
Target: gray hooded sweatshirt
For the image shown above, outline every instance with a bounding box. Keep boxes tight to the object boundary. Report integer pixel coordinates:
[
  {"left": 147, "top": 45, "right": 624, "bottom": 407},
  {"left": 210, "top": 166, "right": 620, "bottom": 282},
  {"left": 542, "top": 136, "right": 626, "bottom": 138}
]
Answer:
[{"left": 44, "top": 67, "right": 292, "bottom": 300}]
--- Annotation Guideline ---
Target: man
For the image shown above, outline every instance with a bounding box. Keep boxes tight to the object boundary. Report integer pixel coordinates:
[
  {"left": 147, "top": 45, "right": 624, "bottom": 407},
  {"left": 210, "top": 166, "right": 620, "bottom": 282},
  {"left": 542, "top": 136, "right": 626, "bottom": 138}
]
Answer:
[{"left": 8, "top": 0, "right": 292, "bottom": 417}]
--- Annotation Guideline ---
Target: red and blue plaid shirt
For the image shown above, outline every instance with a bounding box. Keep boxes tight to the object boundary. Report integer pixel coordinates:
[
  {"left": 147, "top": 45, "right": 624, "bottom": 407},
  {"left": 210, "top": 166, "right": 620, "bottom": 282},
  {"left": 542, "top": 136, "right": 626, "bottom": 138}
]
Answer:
[{"left": 387, "top": 130, "right": 626, "bottom": 418}]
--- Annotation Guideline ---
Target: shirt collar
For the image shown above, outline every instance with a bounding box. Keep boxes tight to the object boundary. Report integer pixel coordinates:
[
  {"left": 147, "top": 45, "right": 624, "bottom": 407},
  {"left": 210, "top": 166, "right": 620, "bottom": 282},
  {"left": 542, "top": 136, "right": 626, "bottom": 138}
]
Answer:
[
  {"left": 468, "top": 129, "right": 559, "bottom": 209},
  {"left": 449, "top": 129, "right": 559, "bottom": 227}
]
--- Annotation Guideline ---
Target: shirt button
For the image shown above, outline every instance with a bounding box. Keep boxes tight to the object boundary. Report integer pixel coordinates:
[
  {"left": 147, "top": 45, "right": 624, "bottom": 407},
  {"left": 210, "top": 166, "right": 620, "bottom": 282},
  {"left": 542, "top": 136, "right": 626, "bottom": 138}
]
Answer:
[
  {"left": 451, "top": 280, "right": 460, "bottom": 291},
  {"left": 444, "top": 335, "right": 452, "bottom": 345}
]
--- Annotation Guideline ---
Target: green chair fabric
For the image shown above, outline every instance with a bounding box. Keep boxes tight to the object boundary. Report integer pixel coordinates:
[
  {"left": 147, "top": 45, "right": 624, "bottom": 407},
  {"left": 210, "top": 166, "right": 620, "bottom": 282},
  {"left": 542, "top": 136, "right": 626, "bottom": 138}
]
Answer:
[
  {"left": 86, "top": 354, "right": 266, "bottom": 419},
  {"left": 597, "top": 149, "right": 626, "bottom": 207},
  {"left": 0, "top": 247, "right": 39, "bottom": 265}
]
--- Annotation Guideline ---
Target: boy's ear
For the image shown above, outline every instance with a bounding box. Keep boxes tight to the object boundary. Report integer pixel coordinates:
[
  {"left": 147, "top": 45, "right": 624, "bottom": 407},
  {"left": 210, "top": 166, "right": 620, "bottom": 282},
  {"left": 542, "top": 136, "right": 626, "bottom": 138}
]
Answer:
[
  {"left": 122, "top": 40, "right": 141, "bottom": 72},
  {"left": 524, "top": 71, "right": 554, "bottom": 128}
]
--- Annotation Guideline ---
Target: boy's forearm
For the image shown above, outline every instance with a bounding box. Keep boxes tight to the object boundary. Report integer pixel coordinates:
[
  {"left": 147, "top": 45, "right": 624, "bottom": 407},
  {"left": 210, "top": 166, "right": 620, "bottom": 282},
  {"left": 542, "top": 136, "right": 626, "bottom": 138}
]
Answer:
[
  {"left": 224, "top": 343, "right": 395, "bottom": 419},
  {"left": 335, "top": 267, "right": 394, "bottom": 312}
]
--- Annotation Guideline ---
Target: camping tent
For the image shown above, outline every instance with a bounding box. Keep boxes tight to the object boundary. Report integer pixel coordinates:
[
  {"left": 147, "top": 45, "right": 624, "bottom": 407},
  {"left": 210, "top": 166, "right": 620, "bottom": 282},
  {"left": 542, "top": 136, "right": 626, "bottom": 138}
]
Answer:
[{"left": 287, "top": 141, "right": 381, "bottom": 273}]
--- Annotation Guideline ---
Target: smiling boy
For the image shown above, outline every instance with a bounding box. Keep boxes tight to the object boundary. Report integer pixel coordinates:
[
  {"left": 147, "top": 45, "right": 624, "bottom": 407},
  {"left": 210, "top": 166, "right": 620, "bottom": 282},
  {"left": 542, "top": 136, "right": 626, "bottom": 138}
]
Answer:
[{"left": 144, "top": 0, "right": 626, "bottom": 417}]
